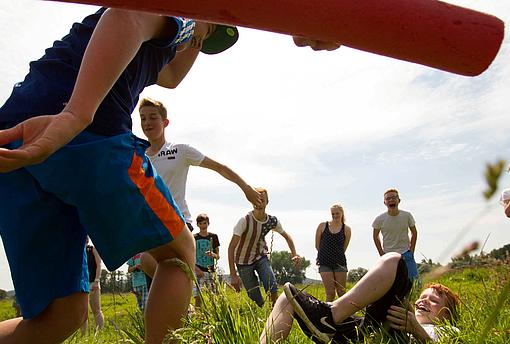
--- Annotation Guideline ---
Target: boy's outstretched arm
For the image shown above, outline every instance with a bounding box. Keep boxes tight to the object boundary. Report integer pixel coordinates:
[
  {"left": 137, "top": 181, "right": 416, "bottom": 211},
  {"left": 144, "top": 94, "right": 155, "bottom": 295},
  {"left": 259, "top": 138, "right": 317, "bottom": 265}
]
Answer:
[
  {"left": 199, "top": 156, "right": 264, "bottom": 208},
  {"left": 228, "top": 235, "right": 242, "bottom": 292},
  {"left": 0, "top": 9, "right": 174, "bottom": 172},
  {"left": 281, "top": 231, "right": 301, "bottom": 266}
]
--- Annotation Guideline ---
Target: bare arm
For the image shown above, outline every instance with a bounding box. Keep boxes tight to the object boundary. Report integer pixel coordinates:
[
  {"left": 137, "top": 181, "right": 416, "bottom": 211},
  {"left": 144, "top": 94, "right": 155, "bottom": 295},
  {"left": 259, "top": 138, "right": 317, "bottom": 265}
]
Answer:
[
  {"left": 228, "top": 235, "right": 242, "bottom": 292},
  {"left": 281, "top": 231, "right": 301, "bottom": 266},
  {"left": 373, "top": 228, "right": 384, "bottom": 256},
  {"left": 0, "top": 9, "right": 175, "bottom": 172},
  {"left": 127, "top": 264, "right": 139, "bottom": 273},
  {"left": 315, "top": 222, "right": 324, "bottom": 251},
  {"left": 409, "top": 226, "right": 418, "bottom": 253},
  {"left": 68, "top": 9, "right": 174, "bottom": 124},
  {"left": 199, "top": 156, "right": 263, "bottom": 207},
  {"left": 92, "top": 248, "right": 102, "bottom": 282},
  {"left": 387, "top": 306, "right": 433, "bottom": 342},
  {"left": 343, "top": 225, "right": 352, "bottom": 252},
  {"left": 156, "top": 47, "right": 200, "bottom": 88}
]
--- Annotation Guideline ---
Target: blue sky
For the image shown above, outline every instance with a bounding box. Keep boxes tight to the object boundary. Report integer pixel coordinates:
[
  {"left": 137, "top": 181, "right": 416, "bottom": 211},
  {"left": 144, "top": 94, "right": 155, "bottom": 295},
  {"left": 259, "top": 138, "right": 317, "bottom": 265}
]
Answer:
[{"left": 0, "top": 0, "right": 509, "bottom": 290}]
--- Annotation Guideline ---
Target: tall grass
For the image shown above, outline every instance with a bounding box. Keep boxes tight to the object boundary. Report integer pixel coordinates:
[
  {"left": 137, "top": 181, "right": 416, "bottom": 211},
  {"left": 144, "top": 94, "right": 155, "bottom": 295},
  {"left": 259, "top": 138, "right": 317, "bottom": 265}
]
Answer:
[{"left": 0, "top": 263, "right": 507, "bottom": 343}]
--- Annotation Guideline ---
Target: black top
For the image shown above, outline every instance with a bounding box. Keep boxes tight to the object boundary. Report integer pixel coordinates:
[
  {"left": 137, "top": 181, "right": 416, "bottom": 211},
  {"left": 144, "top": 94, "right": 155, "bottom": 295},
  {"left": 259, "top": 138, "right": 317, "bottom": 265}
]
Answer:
[
  {"left": 317, "top": 222, "right": 347, "bottom": 269},
  {"left": 86, "top": 245, "right": 97, "bottom": 283}
]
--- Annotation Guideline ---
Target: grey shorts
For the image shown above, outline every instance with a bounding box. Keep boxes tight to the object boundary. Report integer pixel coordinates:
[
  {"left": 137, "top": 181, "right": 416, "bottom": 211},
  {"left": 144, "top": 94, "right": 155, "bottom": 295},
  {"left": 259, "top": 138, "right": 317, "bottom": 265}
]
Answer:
[{"left": 318, "top": 265, "right": 348, "bottom": 273}]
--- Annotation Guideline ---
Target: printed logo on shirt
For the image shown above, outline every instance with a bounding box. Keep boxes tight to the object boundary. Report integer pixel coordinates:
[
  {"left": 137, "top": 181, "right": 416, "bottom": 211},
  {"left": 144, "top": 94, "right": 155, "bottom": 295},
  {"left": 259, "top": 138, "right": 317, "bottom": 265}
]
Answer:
[{"left": 158, "top": 148, "right": 178, "bottom": 158}]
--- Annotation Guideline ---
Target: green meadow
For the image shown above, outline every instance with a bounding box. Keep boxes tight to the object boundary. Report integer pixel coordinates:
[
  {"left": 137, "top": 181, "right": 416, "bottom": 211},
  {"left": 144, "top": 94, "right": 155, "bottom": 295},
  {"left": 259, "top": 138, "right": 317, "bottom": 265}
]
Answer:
[{"left": 1, "top": 262, "right": 508, "bottom": 343}]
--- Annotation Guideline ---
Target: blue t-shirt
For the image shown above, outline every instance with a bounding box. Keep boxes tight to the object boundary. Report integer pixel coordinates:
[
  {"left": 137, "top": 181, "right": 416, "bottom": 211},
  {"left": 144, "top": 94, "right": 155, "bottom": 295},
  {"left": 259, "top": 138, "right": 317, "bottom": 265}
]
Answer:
[
  {"left": 0, "top": 8, "right": 194, "bottom": 136},
  {"left": 126, "top": 254, "right": 147, "bottom": 288},
  {"left": 194, "top": 232, "right": 220, "bottom": 272}
]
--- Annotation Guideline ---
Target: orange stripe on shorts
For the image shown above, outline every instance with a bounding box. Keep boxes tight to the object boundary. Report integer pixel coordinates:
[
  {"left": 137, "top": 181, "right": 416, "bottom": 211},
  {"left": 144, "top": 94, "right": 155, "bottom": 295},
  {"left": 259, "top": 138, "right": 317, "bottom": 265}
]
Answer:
[{"left": 128, "top": 152, "right": 184, "bottom": 239}]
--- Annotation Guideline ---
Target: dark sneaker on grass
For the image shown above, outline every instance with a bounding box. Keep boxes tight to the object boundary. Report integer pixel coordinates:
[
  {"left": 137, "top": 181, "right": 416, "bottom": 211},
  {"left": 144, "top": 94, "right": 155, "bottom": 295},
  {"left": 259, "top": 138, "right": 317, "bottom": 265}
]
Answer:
[{"left": 284, "top": 282, "right": 337, "bottom": 343}]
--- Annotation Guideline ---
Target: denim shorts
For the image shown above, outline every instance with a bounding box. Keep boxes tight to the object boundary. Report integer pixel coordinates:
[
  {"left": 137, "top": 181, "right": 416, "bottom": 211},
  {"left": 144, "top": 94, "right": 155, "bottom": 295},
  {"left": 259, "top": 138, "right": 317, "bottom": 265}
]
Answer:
[
  {"left": 318, "top": 264, "right": 348, "bottom": 273},
  {"left": 401, "top": 250, "right": 419, "bottom": 280},
  {"left": 236, "top": 256, "right": 277, "bottom": 307},
  {"left": 0, "top": 131, "right": 184, "bottom": 318}
]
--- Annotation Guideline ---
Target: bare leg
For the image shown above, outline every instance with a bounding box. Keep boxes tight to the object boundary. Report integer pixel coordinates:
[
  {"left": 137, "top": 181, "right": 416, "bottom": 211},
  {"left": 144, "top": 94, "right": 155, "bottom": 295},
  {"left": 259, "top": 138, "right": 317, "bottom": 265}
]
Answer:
[
  {"left": 144, "top": 225, "right": 195, "bottom": 344},
  {"left": 141, "top": 251, "right": 158, "bottom": 279},
  {"left": 330, "top": 252, "right": 401, "bottom": 324},
  {"left": 89, "top": 287, "right": 104, "bottom": 330},
  {"left": 260, "top": 293, "right": 296, "bottom": 344},
  {"left": 320, "top": 271, "right": 337, "bottom": 302},
  {"left": 80, "top": 317, "right": 89, "bottom": 335},
  {"left": 194, "top": 295, "right": 202, "bottom": 309},
  {"left": 333, "top": 271, "right": 347, "bottom": 298},
  {"left": 0, "top": 292, "right": 88, "bottom": 344},
  {"left": 270, "top": 292, "right": 278, "bottom": 307}
]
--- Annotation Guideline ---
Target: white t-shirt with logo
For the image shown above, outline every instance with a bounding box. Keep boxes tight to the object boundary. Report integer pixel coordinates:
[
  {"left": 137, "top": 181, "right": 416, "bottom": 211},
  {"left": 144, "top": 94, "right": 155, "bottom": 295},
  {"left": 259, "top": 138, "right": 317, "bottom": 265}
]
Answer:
[
  {"left": 148, "top": 142, "right": 205, "bottom": 223},
  {"left": 372, "top": 210, "right": 415, "bottom": 254}
]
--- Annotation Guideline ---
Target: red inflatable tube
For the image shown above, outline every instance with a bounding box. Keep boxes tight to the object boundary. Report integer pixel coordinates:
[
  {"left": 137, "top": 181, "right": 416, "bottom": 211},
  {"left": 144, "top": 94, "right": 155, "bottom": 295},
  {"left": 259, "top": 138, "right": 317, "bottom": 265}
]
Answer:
[{"left": 49, "top": 0, "right": 504, "bottom": 76}]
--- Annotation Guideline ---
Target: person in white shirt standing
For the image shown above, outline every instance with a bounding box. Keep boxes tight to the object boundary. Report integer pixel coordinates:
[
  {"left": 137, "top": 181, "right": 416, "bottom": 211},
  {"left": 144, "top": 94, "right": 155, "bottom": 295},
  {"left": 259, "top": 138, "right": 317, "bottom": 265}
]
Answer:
[
  {"left": 138, "top": 98, "right": 263, "bottom": 277},
  {"left": 372, "top": 188, "right": 419, "bottom": 281}
]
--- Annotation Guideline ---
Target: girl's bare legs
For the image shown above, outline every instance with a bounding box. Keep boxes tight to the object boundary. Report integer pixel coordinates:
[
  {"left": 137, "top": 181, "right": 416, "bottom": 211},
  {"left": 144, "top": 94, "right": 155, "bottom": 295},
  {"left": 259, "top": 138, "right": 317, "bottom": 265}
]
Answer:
[
  {"left": 0, "top": 292, "right": 88, "bottom": 344},
  {"left": 319, "top": 271, "right": 337, "bottom": 302},
  {"left": 333, "top": 271, "right": 347, "bottom": 298},
  {"left": 89, "top": 286, "right": 104, "bottom": 330},
  {"left": 330, "top": 253, "right": 401, "bottom": 324},
  {"left": 144, "top": 225, "right": 195, "bottom": 344},
  {"left": 260, "top": 293, "right": 296, "bottom": 344}
]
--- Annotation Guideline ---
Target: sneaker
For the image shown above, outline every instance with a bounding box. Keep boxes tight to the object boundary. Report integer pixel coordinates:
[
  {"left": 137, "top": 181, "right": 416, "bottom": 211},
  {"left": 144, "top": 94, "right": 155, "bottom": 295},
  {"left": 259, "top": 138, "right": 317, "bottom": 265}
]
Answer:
[{"left": 284, "top": 282, "right": 336, "bottom": 343}]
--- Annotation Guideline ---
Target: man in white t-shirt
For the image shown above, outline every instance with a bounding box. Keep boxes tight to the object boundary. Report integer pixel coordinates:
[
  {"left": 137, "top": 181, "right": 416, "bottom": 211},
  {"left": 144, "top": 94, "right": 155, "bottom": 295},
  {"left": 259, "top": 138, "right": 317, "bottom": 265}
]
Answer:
[
  {"left": 138, "top": 98, "right": 263, "bottom": 277},
  {"left": 372, "top": 188, "right": 419, "bottom": 280}
]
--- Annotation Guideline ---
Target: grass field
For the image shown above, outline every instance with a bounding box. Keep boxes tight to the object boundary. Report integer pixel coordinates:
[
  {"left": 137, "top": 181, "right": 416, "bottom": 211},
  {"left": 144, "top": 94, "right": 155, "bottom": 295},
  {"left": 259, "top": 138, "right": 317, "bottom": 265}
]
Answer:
[{"left": 1, "top": 264, "right": 508, "bottom": 343}]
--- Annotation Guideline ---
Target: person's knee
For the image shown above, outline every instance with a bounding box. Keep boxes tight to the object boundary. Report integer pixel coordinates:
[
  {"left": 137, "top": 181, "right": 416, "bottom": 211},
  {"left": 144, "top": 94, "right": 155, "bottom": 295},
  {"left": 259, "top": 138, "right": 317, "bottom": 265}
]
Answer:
[
  {"left": 56, "top": 294, "right": 88, "bottom": 330},
  {"left": 140, "top": 251, "right": 157, "bottom": 277},
  {"left": 381, "top": 252, "right": 402, "bottom": 264},
  {"left": 148, "top": 224, "right": 196, "bottom": 267}
]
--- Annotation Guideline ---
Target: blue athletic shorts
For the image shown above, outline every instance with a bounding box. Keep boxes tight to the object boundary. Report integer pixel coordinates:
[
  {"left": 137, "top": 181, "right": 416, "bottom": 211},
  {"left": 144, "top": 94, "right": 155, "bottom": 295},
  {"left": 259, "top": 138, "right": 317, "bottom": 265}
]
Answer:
[{"left": 0, "top": 131, "right": 185, "bottom": 319}]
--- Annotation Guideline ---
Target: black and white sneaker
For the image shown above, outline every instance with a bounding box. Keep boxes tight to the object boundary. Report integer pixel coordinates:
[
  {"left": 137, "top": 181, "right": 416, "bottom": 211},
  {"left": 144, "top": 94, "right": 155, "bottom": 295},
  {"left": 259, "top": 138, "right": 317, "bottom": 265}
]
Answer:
[{"left": 284, "top": 282, "right": 337, "bottom": 343}]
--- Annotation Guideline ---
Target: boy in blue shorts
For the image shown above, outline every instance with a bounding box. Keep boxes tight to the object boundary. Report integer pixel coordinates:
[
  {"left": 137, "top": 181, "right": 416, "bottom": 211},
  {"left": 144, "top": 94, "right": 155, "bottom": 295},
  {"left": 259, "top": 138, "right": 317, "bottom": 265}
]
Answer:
[{"left": 0, "top": 6, "right": 339, "bottom": 344}]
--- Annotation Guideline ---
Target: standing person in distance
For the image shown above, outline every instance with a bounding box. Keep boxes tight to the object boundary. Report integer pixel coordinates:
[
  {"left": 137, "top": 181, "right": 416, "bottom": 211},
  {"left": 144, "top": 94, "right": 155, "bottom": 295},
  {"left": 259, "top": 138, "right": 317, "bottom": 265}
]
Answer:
[
  {"left": 193, "top": 213, "right": 220, "bottom": 308},
  {"left": 373, "top": 188, "right": 419, "bottom": 281},
  {"left": 81, "top": 237, "right": 104, "bottom": 334},
  {"left": 316, "top": 203, "right": 351, "bottom": 301}
]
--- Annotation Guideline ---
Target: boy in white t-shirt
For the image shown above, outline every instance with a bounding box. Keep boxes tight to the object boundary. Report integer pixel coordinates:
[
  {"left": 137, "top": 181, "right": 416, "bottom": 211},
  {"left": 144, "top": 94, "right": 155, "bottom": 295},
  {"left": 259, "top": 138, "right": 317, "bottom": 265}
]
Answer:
[
  {"left": 372, "top": 188, "right": 419, "bottom": 280},
  {"left": 139, "top": 97, "right": 263, "bottom": 228},
  {"left": 138, "top": 98, "right": 264, "bottom": 278}
]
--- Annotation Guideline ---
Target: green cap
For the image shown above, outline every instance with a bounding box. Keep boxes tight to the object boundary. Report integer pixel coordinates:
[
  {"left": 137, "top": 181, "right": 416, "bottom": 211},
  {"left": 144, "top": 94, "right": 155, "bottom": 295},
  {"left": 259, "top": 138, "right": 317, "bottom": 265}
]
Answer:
[{"left": 201, "top": 25, "right": 239, "bottom": 55}]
